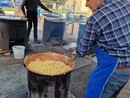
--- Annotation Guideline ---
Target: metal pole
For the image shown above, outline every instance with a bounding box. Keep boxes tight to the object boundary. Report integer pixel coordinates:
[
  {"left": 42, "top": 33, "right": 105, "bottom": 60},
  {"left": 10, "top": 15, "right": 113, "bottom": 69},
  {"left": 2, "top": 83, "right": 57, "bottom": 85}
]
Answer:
[{"left": 71, "top": 0, "right": 76, "bottom": 35}]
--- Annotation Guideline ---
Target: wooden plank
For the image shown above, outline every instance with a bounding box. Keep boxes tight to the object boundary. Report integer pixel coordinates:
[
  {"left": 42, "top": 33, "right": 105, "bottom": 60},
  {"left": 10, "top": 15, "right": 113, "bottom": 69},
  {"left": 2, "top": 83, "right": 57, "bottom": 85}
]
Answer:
[{"left": 0, "top": 50, "right": 12, "bottom": 54}]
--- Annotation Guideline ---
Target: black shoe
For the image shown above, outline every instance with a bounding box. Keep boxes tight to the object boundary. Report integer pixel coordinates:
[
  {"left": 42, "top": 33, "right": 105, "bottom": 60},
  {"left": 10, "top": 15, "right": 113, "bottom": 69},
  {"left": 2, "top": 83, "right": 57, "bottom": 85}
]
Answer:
[{"left": 34, "top": 39, "right": 41, "bottom": 44}]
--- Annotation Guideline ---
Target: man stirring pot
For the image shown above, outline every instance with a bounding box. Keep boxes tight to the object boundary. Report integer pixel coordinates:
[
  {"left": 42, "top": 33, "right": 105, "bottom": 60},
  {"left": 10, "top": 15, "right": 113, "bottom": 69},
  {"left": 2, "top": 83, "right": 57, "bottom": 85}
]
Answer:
[{"left": 73, "top": 0, "right": 130, "bottom": 97}]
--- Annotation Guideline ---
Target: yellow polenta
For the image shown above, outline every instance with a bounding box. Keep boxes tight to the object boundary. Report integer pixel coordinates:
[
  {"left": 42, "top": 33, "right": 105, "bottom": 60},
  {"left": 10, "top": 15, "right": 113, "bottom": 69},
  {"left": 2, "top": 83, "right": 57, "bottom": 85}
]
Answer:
[{"left": 28, "top": 60, "right": 72, "bottom": 76}]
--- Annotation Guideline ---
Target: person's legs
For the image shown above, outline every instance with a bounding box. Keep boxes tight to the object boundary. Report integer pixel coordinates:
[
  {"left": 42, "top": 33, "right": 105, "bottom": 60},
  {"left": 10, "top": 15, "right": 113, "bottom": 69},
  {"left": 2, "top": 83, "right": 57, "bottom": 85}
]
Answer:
[
  {"left": 27, "top": 19, "right": 32, "bottom": 40},
  {"left": 32, "top": 11, "right": 41, "bottom": 43},
  {"left": 101, "top": 70, "right": 130, "bottom": 98},
  {"left": 111, "top": 82, "right": 126, "bottom": 98},
  {"left": 27, "top": 11, "right": 33, "bottom": 40},
  {"left": 33, "top": 15, "right": 38, "bottom": 40}
]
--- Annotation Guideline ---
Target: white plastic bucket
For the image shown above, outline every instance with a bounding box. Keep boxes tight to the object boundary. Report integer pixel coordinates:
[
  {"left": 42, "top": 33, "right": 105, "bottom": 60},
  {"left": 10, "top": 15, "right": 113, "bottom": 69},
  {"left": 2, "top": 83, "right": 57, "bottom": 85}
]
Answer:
[{"left": 12, "top": 45, "right": 25, "bottom": 59}]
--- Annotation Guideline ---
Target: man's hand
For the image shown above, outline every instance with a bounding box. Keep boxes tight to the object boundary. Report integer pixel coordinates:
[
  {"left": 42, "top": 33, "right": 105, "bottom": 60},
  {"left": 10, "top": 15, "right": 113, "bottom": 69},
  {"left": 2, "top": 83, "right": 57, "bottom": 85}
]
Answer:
[
  {"left": 65, "top": 51, "right": 77, "bottom": 65},
  {"left": 72, "top": 50, "right": 76, "bottom": 56},
  {"left": 71, "top": 50, "right": 77, "bottom": 59}
]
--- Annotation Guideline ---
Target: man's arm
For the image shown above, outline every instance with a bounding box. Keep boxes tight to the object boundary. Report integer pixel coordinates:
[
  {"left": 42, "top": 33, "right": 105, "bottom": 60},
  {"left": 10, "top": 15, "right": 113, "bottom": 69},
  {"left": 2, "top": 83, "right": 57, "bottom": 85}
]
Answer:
[
  {"left": 76, "top": 19, "right": 99, "bottom": 57},
  {"left": 21, "top": 0, "right": 27, "bottom": 16},
  {"left": 38, "top": 0, "right": 52, "bottom": 13}
]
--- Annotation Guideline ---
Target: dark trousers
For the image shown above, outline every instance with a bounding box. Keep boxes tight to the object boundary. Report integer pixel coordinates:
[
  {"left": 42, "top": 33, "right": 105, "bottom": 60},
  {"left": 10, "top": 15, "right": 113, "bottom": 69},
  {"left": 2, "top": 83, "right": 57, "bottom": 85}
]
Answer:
[{"left": 27, "top": 10, "right": 38, "bottom": 40}]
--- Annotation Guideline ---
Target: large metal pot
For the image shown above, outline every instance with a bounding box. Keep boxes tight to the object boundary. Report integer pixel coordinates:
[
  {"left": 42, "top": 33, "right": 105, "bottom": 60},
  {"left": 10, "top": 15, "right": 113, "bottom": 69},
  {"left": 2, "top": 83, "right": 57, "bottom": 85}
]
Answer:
[{"left": 24, "top": 52, "right": 75, "bottom": 98}]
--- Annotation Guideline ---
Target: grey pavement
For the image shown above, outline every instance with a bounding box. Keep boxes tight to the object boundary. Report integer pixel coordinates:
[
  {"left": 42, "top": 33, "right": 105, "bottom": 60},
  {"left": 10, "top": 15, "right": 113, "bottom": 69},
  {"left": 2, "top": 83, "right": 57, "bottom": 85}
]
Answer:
[{"left": 0, "top": 16, "right": 130, "bottom": 98}]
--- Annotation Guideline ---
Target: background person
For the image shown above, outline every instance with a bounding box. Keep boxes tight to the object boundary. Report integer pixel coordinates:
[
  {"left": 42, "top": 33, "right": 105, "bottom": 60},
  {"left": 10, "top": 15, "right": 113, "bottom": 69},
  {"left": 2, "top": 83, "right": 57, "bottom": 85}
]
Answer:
[
  {"left": 21, "top": 0, "right": 52, "bottom": 44},
  {"left": 72, "top": 0, "right": 130, "bottom": 97}
]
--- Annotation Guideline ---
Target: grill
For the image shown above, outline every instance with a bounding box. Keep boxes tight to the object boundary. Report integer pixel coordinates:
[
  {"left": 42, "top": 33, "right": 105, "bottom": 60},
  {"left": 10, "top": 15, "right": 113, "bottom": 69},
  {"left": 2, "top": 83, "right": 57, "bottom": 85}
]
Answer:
[{"left": 0, "top": 16, "right": 28, "bottom": 50}]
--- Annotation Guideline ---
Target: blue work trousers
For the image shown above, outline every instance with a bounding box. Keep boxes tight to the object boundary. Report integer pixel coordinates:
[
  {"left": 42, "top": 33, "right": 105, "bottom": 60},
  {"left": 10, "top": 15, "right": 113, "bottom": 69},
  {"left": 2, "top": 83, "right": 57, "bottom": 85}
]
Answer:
[{"left": 101, "top": 69, "right": 130, "bottom": 98}]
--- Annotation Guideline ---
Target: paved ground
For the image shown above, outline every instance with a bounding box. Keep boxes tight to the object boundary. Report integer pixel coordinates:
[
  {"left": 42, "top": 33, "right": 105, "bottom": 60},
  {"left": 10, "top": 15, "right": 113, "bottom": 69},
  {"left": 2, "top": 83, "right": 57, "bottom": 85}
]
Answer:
[
  {"left": 0, "top": 14, "right": 130, "bottom": 98},
  {"left": 0, "top": 15, "right": 93, "bottom": 98}
]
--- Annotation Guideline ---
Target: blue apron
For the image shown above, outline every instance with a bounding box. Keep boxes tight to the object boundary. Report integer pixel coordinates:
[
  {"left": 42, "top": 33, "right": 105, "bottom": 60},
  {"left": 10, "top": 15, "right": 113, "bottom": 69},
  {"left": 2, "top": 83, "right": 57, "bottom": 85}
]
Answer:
[{"left": 85, "top": 45, "right": 118, "bottom": 98}]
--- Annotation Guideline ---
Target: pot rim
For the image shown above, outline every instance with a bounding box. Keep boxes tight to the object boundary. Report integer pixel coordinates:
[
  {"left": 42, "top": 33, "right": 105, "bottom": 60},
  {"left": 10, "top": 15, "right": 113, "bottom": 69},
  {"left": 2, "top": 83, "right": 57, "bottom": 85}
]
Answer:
[{"left": 24, "top": 52, "right": 75, "bottom": 76}]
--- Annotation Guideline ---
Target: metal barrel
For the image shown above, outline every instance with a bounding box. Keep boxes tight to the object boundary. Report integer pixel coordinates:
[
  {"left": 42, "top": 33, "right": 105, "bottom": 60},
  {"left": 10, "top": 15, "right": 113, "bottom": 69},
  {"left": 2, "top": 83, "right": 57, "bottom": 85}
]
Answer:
[
  {"left": 28, "top": 70, "right": 71, "bottom": 98},
  {"left": 42, "top": 14, "right": 65, "bottom": 43},
  {"left": 24, "top": 52, "right": 75, "bottom": 98}
]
